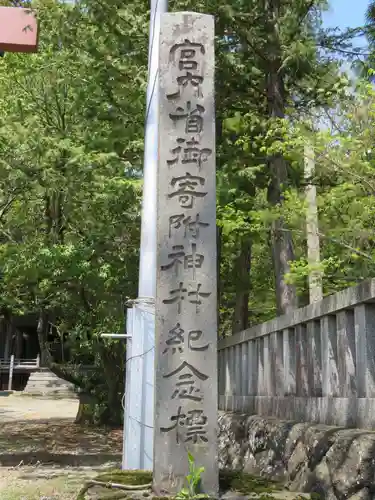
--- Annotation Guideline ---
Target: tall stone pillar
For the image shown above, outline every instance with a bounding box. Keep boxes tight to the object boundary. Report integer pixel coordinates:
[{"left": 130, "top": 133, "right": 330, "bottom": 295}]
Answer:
[{"left": 153, "top": 12, "right": 218, "bottom": 497}]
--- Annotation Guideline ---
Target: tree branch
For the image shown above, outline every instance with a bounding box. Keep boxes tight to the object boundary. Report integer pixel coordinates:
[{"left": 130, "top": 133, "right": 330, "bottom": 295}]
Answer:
[
  {"left": 287, "top": 0, "right": 316, "bottom": 44},
  {"left": 78, "top": 480, "right": 151, "bottom": 499},
  {"left": 277, "top": 227, "right": 373, "bottom": 261}
]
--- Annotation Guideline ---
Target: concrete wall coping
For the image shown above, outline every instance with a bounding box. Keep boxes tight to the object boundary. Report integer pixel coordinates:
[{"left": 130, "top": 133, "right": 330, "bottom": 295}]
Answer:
[{"left": 218, "top": 278, "right": 375, "bottom": 350}]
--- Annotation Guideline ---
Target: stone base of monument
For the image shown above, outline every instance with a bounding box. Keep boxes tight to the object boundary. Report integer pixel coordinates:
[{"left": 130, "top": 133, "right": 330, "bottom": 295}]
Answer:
[
  {"left": 23, "top": 368, "right": 77, "bottom": 399},
  {"left": 76, "top": 469, "right": 308, "bottom": 500}
]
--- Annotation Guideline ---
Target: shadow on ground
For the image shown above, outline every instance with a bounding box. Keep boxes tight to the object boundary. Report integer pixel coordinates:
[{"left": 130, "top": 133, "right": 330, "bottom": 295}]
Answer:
[
  {"left": 0, "top": 452, "right": 121, "bottom": 467},
  {"left": 0, "top": 418, "right": 122, "bottom": 466}
]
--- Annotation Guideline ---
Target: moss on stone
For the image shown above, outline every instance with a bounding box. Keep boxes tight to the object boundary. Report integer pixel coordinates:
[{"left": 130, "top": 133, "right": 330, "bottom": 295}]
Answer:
[
  {"left": 95, "top": 469, "right": 153, "bottom": 486},
  {"left": 91, "top": 491, "right": 129, "bottom": 499},
  {"left": 80, "top": 468, "right": 284, "bottom": 499},
  {"left": 219, "top": 469, "right": 283, "bottom": 494}
]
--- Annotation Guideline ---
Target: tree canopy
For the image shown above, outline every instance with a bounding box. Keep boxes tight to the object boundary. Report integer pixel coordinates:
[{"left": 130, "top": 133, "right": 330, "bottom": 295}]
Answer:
[{"left": 0, "top": 0, "right": 372, "bottom": 423}]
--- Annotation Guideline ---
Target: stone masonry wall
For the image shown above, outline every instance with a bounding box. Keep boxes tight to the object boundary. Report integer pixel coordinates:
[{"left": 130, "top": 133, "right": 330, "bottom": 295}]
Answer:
[{"left": 218, "top": 411, "right": 375, "bottom": 500}]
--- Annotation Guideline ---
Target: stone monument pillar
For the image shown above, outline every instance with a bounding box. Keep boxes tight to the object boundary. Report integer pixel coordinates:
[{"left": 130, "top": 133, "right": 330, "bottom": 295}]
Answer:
[{"left": 153, "top": 11, "right": 218, "bottom": 497}]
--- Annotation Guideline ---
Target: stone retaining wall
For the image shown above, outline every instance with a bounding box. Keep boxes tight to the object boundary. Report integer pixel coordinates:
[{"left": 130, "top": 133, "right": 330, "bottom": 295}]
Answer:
[{"left": 218, "top": 412, "right": 375, "bottom": 500}]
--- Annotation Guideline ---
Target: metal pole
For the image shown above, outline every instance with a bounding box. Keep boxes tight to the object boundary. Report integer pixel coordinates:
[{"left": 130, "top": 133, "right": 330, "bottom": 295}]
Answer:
[
  {"left": 100, "top": 334, "right": 131, "bottom": 339},
  {"left": 8, "top": 354, "right": 14, "bottom": 391},
  {"left": 138, "top": 0, "right": 168, "bottom": 298},
  {"left": 123, "top": 0, "right": 168, "bottom": 471}
]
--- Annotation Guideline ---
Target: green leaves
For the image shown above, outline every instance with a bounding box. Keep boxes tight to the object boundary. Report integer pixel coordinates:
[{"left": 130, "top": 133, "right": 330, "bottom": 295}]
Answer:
[
  {"left": 0, "top": 1, "right": 144, "bottom": 398},
  {"left": 0, "top": 0, "right": 372, "bottom": 367},
  {"left": 175, "top": 452, "right": 209, "bottom": 500}
]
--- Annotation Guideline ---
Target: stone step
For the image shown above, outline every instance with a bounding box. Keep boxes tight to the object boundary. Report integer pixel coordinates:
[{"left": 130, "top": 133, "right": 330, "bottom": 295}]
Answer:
[{"left": 23, "top": 369, "right": 77, "bottom": 399}]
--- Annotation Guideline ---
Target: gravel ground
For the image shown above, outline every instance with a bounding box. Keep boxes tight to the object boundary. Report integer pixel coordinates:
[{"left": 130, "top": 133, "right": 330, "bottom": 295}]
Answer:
[
  {"left": 0, "top": 393, "right": 79, "bottom": 421},
  {"left": 0, "top": 394, "right": 122, "bottom": 499}
]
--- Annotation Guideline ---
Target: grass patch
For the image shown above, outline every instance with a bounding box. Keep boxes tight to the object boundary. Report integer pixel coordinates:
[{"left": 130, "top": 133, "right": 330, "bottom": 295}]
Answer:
[{"left": 2, "top": 473, "right": 84, "bottom": 500}]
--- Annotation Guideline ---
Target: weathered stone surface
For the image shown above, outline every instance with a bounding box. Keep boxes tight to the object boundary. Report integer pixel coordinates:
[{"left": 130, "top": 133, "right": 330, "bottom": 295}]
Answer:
[
  {"left": 348, "top": 488, "right": 372, "bottom": 500},
  {"left": 154, "top": 11, "right": 217, "bottom": 497},
  {"left": 219, "top": 395, "right": 375, "bottom": 430},
  {"left": 354, "top": 304, "right": 375, "bottom": 398},
  {"left": 328, "top": 432, "right": 375, "bottom": 498},
  {"left": 218, "top": 411, "right": 375, "bottom": 499},
  {"left": 218, "top": 279, "right": 375, "bottom": 432},
  {"left": 23, "top": 369, "right": 76, "bottom": 399},
  {"left": 336, "top": 310, "right": 356, "bottom": 397},
  {"left": 219, "top": 412, "right": 246, "bottom": 471}
]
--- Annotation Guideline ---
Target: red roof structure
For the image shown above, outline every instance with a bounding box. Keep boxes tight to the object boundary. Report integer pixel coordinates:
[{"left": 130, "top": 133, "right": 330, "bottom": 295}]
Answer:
[{"left": 0, "top": 6, "right": 38, "bottom": 53}]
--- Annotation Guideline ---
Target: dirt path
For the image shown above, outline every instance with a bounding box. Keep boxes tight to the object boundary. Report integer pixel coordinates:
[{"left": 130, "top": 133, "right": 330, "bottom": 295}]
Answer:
[
  {"left": 0, "top": 393, "right": 79, "bottom": 421},
  {"left": 0, "top": 394, "right": 123, "bottom": 499}
]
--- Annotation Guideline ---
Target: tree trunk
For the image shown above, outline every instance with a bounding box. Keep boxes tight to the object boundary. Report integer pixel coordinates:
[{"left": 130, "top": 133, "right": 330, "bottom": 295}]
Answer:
[
  {"left": 3, "top": 313, "right": 13, "bottom": 360},
  {"left": 0, "top": 315, "right": 5, "bottom": 359},
  {"left": 232, "top": 238, "right": 252, "bottom": 334},
  {"left": 97, "top": 341, "right": 125, "bottom": 426},
  {"left": 45, "top": 191, "right": 65, "bottom": 245},
  {"left": 217, "top": 225, "right": 222, "bottom": 334},
  {"left": 36, "top": 309, "right": 51, "bottom": 366},
  {"left": 15, "top": 329, "right": 23, "bottom": 359},
  {"left": 266, "top": 0, "right": 297, "bottom": 315},
  {"left": 304, "top": 144, "right": 323, "bottom": 303},
  {"left": 267, "top": 167, "right": 298, "bottom": 315}
]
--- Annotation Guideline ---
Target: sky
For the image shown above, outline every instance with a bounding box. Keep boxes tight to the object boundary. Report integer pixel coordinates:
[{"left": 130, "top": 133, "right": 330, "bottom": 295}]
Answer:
[
  {"left": 322, "top": 0, "right": 369, "bottom": 56},
  {"left": 323, "top": 0, "right": 367, "bottom": 31}
]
